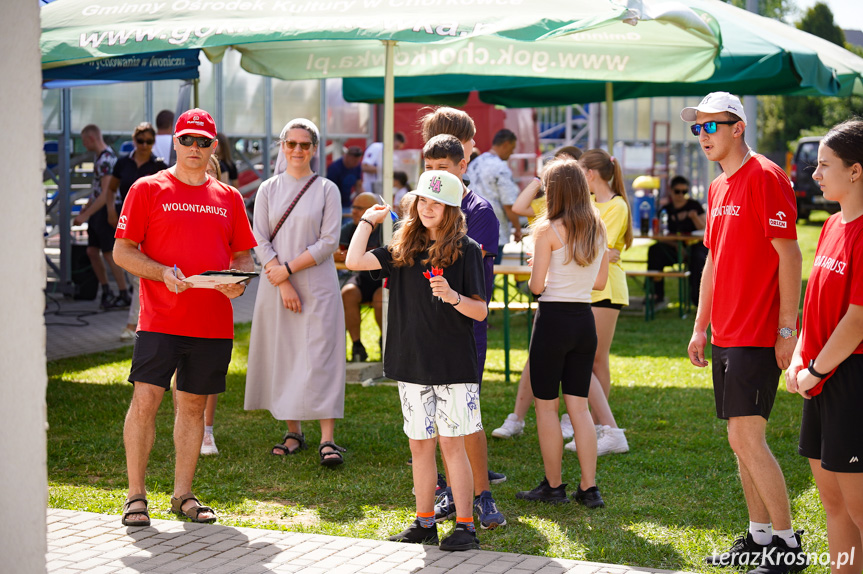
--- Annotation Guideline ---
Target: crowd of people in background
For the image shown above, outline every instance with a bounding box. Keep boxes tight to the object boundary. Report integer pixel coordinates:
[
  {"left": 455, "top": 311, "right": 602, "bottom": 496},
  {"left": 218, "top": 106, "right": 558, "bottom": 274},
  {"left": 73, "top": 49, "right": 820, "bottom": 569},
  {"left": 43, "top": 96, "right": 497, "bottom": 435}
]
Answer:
[{"left": 73, "top": 98, "right": 863, "bottom": 568}]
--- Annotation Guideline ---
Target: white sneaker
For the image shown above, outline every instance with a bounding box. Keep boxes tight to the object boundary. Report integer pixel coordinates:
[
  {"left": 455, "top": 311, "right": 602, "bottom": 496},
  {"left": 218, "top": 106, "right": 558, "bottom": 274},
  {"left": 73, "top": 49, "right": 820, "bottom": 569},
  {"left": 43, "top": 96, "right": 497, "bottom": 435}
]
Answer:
[
  {"left": 560, "top": 414, "right": 574, "bottom": 439},
  {"left": 565, "top": 424, "right": 606, "bottom": 452},
  {"left": 119, "top": 328, "right": 136, "bottom": 341},
  {"left": 200, "top": 432, "right": 219, "bottom": 456},
  {"left": 596, "top": 426, "right": 629, "bottom": 456},
  {"left": 491, "top": 413, "right": 525, "bottom": 439}
]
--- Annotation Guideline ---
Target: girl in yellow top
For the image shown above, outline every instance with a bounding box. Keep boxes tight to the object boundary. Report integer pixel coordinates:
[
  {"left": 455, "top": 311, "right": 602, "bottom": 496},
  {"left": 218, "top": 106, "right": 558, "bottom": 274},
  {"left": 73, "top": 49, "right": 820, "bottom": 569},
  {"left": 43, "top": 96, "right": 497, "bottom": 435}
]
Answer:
[{"left": 572, "top": 148, "right": 633, "bottom": 454}]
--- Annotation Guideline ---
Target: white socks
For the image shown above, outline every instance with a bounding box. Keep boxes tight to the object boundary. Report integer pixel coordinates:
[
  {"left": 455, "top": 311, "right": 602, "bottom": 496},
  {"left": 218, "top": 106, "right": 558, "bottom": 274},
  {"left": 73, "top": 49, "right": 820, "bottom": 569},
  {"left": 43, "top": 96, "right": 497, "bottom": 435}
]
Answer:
[
  {"left": 205, "top": 425, "right": 213, "bottom": 435},
  {"left": 774, "top": 528, "right": 799, "bottom": 548},
  {"left": 749, "top": 521, "right": 773, "bottom": 546}
]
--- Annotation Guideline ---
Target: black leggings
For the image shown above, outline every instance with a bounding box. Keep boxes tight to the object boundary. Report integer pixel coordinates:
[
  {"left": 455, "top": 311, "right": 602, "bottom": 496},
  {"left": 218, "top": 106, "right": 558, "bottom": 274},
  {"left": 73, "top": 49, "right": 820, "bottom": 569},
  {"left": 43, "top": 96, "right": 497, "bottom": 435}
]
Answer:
[{"left": 529, "top": 302, "right": 597, "bottom": 400}]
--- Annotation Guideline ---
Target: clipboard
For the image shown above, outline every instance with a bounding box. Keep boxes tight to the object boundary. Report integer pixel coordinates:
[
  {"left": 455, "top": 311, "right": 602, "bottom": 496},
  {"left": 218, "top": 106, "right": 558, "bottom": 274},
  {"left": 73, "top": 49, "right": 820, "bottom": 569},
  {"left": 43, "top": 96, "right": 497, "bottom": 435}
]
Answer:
[{"left": 184, "top": 270, "right": 259, "bottom": 288}]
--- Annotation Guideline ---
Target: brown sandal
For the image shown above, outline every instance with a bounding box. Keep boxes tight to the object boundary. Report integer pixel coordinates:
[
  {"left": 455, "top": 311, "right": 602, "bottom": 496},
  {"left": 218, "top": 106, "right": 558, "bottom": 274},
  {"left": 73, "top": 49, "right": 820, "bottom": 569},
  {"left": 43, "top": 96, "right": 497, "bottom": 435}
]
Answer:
[
  {"left": 121, "top": 495, "right": 150, "bottom": 527},
  {"left": 170, "top": 492, "right": 217, "bottom": 523},
  {"left": 271, "top": 431, "right": 306, "bottom": 456}
]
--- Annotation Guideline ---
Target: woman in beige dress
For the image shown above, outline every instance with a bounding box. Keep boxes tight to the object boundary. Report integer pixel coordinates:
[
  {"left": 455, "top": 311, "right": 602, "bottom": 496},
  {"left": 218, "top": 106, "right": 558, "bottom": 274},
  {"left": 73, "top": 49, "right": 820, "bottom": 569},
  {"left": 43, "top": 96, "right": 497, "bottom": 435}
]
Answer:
[{"left": 244, "top": 118, "right": 347, "bottom": 467}]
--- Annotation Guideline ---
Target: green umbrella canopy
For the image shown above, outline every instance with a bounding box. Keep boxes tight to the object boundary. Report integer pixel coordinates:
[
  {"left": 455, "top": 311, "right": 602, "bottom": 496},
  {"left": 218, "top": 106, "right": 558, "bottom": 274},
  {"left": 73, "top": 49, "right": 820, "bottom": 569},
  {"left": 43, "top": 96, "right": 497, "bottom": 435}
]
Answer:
[
  {"left": 41, "top": 0, "right": 719, "bottom": 83},
  {"left": 342, "top": 0, "right": 856, "bottom": 106}
]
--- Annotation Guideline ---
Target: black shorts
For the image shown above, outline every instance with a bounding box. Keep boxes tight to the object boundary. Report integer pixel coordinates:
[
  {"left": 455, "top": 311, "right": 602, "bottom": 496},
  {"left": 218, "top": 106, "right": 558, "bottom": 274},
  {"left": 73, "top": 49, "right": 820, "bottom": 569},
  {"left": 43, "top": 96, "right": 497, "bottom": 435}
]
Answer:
[
  {"left": 529, "top": 302, "right": 597, "bottom": 400},
  {"left": 86, "top": 207, "right": 116, "bottom": 253},
  {"left": 591, "top": 299, "right": 624, "bottom": 311},
  {"left": 712, "top": 345, "right": 780, "bottom": 420},
  {"left": 799, "top": 354, "right": 863, "bottom": 473},
  {"left": 345, "top": 272, "right": 382, "bottom": 303},
  {"left": 128, "top": 331, "right": 233, "bottom": 395}
]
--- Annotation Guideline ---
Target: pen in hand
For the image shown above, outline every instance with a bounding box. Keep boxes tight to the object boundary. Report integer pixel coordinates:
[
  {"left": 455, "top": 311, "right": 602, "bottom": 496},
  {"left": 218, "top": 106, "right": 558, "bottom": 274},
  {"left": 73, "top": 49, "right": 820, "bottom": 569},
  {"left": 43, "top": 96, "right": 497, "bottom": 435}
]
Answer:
[
  {"left": 378, "top": 195, "right": 399, "bottom": 222},
  {"left": 173, "top": 264, "right": 179, "bottom": 294}
]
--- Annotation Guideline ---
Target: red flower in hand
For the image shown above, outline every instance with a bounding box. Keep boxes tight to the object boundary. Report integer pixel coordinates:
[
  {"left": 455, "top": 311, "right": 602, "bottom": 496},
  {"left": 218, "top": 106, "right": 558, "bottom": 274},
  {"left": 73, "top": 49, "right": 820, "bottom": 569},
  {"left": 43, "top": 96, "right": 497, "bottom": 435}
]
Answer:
[
  {"left": 422, "top": 271, "right": 432, "bottom": 280},
  {"left": 431, "top": 266, "right": 444, "bottom": 276}
]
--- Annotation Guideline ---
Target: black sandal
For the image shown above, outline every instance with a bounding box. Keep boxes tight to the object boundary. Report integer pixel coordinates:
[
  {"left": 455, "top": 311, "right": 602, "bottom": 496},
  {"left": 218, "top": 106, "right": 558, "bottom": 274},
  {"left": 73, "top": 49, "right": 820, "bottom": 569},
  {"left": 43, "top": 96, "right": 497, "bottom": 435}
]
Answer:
[
  {"left": 271, "top": 431, "right": 306, "bottom": 456},
  {"left": 121, "top": 495, "right": 150, "bottom": 527},
  {"left": 318, "top": 441, "right": 347, "bottom": 467},
  {"left": 170, "top": 492, "right": 217, "bottom": 524}
]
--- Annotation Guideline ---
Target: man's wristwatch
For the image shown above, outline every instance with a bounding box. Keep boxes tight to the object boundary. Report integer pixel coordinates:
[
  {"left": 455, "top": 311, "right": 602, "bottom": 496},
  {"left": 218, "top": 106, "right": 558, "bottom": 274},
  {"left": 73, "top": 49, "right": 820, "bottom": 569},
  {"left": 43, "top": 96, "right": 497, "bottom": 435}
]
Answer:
[{"left": 777, "top": 327, "right": 797, "bottom": 339}]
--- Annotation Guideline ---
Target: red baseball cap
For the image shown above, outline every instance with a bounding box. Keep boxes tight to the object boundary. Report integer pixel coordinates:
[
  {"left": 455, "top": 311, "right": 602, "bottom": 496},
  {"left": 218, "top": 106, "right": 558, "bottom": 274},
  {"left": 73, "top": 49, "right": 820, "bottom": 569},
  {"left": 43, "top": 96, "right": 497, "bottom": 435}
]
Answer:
[{"left": 174, "top": 108, "right": 216, "bottom": 139}]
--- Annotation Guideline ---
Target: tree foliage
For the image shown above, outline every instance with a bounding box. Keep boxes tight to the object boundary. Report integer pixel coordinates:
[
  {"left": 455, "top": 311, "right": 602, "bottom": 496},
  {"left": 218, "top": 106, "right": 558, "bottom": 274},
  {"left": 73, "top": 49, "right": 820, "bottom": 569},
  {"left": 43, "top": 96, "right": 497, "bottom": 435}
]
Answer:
[{"left": 757, "top": 2, "right": 862, "bottom": 153}]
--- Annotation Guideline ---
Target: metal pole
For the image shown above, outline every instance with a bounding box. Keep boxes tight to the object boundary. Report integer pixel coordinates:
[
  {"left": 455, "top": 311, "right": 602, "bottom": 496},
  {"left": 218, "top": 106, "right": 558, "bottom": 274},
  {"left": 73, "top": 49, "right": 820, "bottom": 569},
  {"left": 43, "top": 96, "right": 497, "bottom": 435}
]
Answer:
[
  {"left": 606, "top": 82, "right": 614, "bottom": 152},
  {"left": 319, "top": 78, "right": 327, "bottom": 175},
  {"left": 58, "top": 88, "right": 73, "bottom": 295},
  {"left": 381, "top": 40, "right": 396, "bottom": 360},
  {"left": 214, "top": 61, "right": 224, "bottom": 131},
  {"left": 144, "top": 82, "right": 153, "bottom": 124},
  {"left": 744, "top": 0, "right": 759, "bottom": 150},
  {"left": 263, "top": 76, "right": 272, "bottom": 180}
]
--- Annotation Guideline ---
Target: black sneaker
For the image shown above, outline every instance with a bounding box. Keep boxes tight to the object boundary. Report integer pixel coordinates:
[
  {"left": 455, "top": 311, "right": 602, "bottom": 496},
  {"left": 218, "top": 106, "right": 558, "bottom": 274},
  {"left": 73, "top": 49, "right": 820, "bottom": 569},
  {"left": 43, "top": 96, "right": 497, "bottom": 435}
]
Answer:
[
  {"left": 440, "top": 523, "right": 479, "bottom": 551},
  {"left": 705, "top": 532, "right": 770, "bottom": 567},
  {"left": 573, "top": 485, "right": 605, "bottom": 509},
  {"left": 100, "top": 288, "right": 115, "bottom": 310},
  {"left": 351, "top": 341, "right": 367, "bottom": 362},
  {"left": 434, "top": 486, "right": 456, "bottom": 522},
  {"left": 515, "top": 478, "right": 569, "bottom": 504},
  {"left": 388, "top": 519, "right": 438, "bottom": 545},
  {"left": 488, "top": 470, "right": 507, "bottom": 484},
  {"left": 108, "top": 289, "right": 132, "bottom": 309},
  {"left": 747, "top": 531, "right": 809, "bottom": 574}
]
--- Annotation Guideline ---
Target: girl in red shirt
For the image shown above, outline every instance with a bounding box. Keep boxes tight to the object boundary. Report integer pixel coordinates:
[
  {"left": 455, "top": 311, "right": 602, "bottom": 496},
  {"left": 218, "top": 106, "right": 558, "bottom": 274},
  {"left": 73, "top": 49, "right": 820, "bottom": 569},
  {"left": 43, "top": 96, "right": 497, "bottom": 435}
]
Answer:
[{"left": 787, "top": 119, "right": 863, "bottom": 568}]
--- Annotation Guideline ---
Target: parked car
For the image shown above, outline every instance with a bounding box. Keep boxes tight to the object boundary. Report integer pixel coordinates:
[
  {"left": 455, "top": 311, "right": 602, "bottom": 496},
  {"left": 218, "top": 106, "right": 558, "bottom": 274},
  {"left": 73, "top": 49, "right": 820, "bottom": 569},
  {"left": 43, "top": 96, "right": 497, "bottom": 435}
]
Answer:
[{"left": 790, "top": 135, "right": 839, "bottom": 220}]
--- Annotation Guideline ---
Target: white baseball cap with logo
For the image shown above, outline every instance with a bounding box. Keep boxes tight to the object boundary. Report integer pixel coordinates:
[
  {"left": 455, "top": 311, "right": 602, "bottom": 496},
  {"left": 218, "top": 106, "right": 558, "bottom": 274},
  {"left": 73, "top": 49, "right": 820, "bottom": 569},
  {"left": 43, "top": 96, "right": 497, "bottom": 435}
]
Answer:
[
  {"left": 410, "top": 170, "right": 463, "bottom": 207},
  {"left": 680, "top": 92, "right": 748, "bottom": 125}
]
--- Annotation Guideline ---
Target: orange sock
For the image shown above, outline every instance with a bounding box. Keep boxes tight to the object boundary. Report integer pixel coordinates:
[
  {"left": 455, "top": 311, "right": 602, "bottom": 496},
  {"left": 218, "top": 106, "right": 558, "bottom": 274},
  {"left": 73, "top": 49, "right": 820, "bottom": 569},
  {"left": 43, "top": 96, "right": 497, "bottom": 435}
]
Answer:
[
  {"left": 456, "top": 517, "right": 475, "bottom": 533},
  {"left": 417, "top": 512, "right": 434, "bottom": 528}
]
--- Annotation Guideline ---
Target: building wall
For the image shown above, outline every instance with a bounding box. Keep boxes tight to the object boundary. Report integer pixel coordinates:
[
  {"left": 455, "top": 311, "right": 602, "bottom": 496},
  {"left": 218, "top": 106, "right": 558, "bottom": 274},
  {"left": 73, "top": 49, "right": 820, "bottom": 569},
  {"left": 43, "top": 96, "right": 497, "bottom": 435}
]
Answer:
[{"left": 0, "top": 1, "right": 48, "bottom": 571}]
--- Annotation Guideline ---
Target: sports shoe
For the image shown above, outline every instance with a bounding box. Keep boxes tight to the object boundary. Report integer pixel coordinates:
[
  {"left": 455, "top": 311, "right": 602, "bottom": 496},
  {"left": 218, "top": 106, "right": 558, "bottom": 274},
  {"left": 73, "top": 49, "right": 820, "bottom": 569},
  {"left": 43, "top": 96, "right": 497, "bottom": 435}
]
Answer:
[
  {"left": 573, "top": 485, "right": 605, "bottom": 509},
  {"left": 488, "top": 470, "right": 507, "bottom": 484},
  {"left": 596, "top": 426, "right": 629, "bottom": 455},
  {"left": 560, "top": 413, "right": 574, "bottom": 439},
  {"left": 108, "top": 289, "right": 132, "bottom": 309},
  {"left": 440, "top": 522, "right": 479, "bottom": 551},
  {"left": 564, "top": 424, "right": 604, "bottom": 452},
  {"left": 351, "top": 341, "right": 367, "bottom": 362},
  {"left": 515, "top": 478, "right": 569, "bottom": 504},
  {"left": 473, "top": 490, "right": 506, "bottom": 529},
  {"left": 434, "top": 486, "right": 456, "bottom": 522},
  {"left": 119, "top": 328, "right": 136, "bottom": 341},
  {"left": 491, "top": 413, "right": 524, "bottom": 439},
  {"left": 705, "top": 532, "right": 770, "bottom": 567},
  {"left": 200, "top": 432, "right": 219, "bottom": 456},
  {"left": 746, "top": 531, "right": 809, "bottom": 574},
  {"left": 388, "top": 519, "right": 439, "bottom": 545},
  {"left": 100, "top": 288, "right": 115, "bottom": 310}
]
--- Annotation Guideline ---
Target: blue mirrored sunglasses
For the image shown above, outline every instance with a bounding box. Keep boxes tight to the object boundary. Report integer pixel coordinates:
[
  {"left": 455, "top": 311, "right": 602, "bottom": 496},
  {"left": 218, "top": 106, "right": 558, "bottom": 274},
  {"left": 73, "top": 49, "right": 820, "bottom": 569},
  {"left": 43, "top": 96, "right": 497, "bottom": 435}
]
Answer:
[{"left": 690, "top": 120, "right": 739, "bottom": 136}]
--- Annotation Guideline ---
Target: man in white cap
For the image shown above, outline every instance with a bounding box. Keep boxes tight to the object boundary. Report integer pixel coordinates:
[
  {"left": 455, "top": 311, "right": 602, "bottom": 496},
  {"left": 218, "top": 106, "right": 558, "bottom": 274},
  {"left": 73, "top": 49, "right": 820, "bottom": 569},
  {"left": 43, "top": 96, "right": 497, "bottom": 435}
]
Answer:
[
  {"left": 682, "top": 93, "right": 805, "bottom": 571},
  {"left": 113, "top": 108, "right": 257, "bottom": 527}
]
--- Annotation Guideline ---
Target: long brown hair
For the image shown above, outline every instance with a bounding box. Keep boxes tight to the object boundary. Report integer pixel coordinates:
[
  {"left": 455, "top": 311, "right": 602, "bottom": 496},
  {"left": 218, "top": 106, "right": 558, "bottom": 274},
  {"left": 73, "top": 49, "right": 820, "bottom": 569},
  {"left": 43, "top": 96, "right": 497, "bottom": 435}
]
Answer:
[
  {"left": 533, "top": 158, "right": 605, "bottom": 266},
  {"left": 579, "top": 148, "right": 633, "bottom": 249},
  {"left": 389, "top": 198, "right": 467, "bottom": 269}
]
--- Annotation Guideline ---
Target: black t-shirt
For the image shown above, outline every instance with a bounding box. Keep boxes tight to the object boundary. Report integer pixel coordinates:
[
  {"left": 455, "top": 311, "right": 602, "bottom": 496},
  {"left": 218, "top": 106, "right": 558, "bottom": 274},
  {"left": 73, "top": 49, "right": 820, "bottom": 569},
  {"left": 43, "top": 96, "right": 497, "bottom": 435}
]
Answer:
[
  {"left": 219, "top": 159, "right": 238, "bottom": 182},
  {"left": 112, "top": 153, "right": 168, "bottom": 204},
  {"left": 372, "top": 237, "right": 486, "bottom": 385},
  {"left": 659, "top": 198, "right": 704, "bottom": 234}
]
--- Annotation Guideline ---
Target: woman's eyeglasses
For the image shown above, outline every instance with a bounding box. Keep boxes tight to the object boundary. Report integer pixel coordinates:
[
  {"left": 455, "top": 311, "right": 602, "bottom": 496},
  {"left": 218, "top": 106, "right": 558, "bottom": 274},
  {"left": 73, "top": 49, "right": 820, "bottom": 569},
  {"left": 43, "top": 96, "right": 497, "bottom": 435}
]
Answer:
[
  {"left": 690, "top": 120, "right": 738, "bottom": 136},
  {"left": 177, "top": 135, "right": 215, "bottom": 148},
  {"left": 135, "top": 138, "right": 155, "bottom": 145},
  {"left": 283, "top": 140, "right": 313, "bottom": 151}
]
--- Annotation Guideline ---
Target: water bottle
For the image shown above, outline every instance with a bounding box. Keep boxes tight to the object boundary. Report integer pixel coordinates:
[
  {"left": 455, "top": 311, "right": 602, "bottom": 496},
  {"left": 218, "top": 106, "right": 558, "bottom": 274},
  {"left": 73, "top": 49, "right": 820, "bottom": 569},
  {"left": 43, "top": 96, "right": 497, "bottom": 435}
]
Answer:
[{"left": 639, "top": 200, "right": 651, "bottom": 236}]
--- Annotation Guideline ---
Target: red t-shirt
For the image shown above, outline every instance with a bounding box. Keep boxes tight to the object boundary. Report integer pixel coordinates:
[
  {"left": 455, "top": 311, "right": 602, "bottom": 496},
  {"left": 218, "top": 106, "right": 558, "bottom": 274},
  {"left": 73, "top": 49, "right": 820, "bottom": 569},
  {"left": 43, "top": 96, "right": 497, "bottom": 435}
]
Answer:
[
  {"left": 116, "top": 170, "right": 256, "bottom": 339},
  {"left": 704, "top": 154, "right": 797, "bottom": 347},
  {"left": 800, "top": 213, "right": 863, "bottom": 396}
]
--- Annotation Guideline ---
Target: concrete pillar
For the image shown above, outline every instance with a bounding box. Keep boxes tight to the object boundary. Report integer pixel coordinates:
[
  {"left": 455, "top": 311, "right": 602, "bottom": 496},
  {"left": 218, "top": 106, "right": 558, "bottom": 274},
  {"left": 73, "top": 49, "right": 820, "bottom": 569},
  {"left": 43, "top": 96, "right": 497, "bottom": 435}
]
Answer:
[{"left": 0, "top": 1, "right": 48, "bottom": 572}]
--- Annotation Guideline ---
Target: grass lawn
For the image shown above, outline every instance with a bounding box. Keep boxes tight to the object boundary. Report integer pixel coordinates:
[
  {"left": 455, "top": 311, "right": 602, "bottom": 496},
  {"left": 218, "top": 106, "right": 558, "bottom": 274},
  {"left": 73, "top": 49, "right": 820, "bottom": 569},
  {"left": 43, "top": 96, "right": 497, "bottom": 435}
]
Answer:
[{"left": 46, "top": 215, "right": 833, "bottom": 572}]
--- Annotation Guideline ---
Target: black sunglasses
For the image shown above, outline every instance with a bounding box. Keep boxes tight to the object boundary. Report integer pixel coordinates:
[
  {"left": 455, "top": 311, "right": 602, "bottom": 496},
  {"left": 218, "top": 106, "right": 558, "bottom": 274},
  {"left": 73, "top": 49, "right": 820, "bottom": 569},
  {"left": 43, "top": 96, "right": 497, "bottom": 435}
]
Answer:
[
  {"left": 283, "top": 140, "right": 313, "bottom": 151},
  {"left": 135, "top": 138, "right": 155, "bottom": 145},
  {"left": 690, "top": 120, "right": 738, "bottom": 136},
  {"left": 177, "top": 135, "right": 215, "bottom": 148},
  {"left": 672, "top": 188, "right": 689, "bottom": 195}
]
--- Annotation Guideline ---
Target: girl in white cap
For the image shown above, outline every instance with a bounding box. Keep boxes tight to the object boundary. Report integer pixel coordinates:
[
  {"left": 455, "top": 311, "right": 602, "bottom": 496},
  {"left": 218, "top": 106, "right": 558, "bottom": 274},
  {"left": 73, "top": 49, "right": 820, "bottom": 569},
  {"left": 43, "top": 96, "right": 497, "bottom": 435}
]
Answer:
[{"left": 346, "top": 169, "right": 488, "bottom": 552}]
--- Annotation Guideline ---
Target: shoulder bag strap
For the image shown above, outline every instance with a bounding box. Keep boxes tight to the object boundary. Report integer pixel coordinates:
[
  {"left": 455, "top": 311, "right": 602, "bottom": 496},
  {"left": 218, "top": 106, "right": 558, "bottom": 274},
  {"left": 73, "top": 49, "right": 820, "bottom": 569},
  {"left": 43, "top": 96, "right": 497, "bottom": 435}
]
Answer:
[{"left": 269, "top": 174, "right": 319, "bottom": 242}]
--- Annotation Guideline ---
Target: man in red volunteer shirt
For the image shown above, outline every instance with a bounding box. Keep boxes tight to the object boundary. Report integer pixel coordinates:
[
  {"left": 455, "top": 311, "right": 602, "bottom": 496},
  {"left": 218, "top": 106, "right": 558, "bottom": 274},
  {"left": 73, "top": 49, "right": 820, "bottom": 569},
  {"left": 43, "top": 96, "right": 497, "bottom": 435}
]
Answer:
[
  {"left": 683, "top": 93, "right": 807, "bottom": 571},
  {"left": 113, "top": 109, "right": 256, "bottom": 527}
]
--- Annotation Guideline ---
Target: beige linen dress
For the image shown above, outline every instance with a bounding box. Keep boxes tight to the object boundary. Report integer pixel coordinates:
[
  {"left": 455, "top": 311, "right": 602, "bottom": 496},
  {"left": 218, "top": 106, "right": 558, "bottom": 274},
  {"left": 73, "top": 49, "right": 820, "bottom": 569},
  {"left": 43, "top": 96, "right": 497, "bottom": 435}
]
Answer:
[{"left": 244, "top": 172, "right": 346, "bottom": 420}]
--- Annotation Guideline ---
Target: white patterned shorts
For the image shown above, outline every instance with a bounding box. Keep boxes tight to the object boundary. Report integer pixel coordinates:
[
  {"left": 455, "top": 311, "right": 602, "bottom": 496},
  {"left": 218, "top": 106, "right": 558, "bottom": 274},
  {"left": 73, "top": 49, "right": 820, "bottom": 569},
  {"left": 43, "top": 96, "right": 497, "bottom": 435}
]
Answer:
[{"left": 398, "top": 382, "right": 483, "bottom": 440}]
